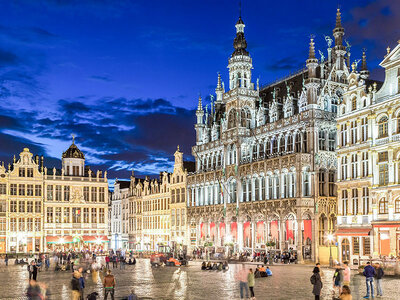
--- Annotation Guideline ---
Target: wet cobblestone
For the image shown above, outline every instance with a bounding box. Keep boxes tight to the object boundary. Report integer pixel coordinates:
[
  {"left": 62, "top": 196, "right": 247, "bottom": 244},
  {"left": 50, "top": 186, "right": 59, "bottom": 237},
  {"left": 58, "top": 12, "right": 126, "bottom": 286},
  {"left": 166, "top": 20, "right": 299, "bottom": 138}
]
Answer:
[{"left": 0, "top": 259, "right": 399, "bottom": 299}]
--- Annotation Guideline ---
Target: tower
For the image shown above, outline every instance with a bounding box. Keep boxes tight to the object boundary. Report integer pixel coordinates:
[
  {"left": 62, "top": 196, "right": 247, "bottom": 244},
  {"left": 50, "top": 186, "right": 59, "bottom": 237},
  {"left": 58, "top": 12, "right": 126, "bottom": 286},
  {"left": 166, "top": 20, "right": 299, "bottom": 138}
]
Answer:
[
  {"left": 305, "top": 37, "right": 319, "bottom": 107},
  {"left": 360, "top": 49, "right": 370, "bottom": 79},
  {"left": 228, "top": 16, "right": 254, "bottom": 91},
  {"left": 215, "top": 72, "right": 224, "bottom": 103},
  {"left": 333, "top": 8, "right": 347, "bottom": 77},
  {"left": 62, "top": 135, "right": 85, "bottom": 176},
  {"left": 195, "top": 96, "right": 205, "bottom": 144}
]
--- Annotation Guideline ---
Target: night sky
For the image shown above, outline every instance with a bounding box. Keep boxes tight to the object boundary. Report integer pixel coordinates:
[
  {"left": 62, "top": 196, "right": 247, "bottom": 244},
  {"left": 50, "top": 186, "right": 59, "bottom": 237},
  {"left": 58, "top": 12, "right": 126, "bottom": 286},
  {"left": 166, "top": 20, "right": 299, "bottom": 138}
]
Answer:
[{"left": 0, "top": 0, "right": 398, "bottom": 180}]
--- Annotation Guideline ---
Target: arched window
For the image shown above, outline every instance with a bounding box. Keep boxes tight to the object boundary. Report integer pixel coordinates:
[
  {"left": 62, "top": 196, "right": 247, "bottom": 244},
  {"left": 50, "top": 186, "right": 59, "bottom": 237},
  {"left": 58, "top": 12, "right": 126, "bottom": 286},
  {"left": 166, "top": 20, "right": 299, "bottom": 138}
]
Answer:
[
  {"left": 352, "top": 189, "right": 358, "bottom": 215},
  {"left": 319, "top": 130, "right": 326, "bottom": 150},
  {"left": 319, "top": 214, "right": 327, "bottom": 246},
  {"left": 395, "top": 199, "right": 400, "bottom": 213},
  {"left": 303, "top": 131, "right": 308, "bottom": 152},
  {"left": 228, "top": 109, "right": 237, "bottom": 129},
  {"left": 295, "top": 133, "right": 301, "bottom": 152},
  {"left": 241, "top": 179, "right": 247, "bottom": 202},
  {"left": 397, "top": 113, "right": 400, "bottom": 133},
  {"left": 241, "top": 108, "right": 251, "bottom": 128},
  {"left": 341, "top": 156, "right": 348, "bottom": 180},
  {"left": 303, "top": 169, "right": 310, "bottom": 197},
  {"left": 342, "top": 190, "right": 348, "bottom": 215},
  {"left": 379, "top": 198, "right": 388, "bottom": 214},
  {"left": 272, "top": 138, "right": 278, "bottom": 154},
  {"left": 351, "top": 96, "right": 357, "bottom": 111},
  {"left": 254, "top": 177, "right": 260, "bottom": 200},
  {"left": 378, "top": 116, "right": 388, "bottom": 138}
]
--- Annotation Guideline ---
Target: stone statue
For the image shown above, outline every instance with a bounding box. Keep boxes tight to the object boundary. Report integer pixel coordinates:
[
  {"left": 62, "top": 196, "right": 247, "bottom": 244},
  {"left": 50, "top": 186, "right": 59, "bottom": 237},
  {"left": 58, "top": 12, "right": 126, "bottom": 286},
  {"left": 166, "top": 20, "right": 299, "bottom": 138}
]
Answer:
[
  {"left": 324, "top": 35, "right": 333, "bottom": 48},
  {"left": 272, "top": 88, "right": 276, "bottom": 100},
  {"left": 318, "top": 50, "right": 325, "bottom": 63},
  {"left": 353, "top": 59, "right": 361, "bottom": 69}
]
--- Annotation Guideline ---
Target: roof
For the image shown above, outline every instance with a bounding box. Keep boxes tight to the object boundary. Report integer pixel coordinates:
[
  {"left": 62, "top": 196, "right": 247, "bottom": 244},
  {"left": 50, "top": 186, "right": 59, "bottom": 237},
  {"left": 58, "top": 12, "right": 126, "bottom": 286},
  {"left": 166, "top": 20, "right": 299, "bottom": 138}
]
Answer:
[
  {"left": 62, "top": 142, "right": 85, "bottom": 159},
  {"left": 115, "top": 180, "right": 130, "bottom": 189}
]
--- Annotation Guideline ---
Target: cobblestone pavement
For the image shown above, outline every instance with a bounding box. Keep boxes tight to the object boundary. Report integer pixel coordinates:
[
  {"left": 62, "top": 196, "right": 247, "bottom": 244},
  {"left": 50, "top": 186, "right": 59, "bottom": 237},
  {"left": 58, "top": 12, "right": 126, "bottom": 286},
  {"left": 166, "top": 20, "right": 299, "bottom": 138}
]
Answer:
[{"left": 0, "top": 259, "right": 399, "bottom": 299}]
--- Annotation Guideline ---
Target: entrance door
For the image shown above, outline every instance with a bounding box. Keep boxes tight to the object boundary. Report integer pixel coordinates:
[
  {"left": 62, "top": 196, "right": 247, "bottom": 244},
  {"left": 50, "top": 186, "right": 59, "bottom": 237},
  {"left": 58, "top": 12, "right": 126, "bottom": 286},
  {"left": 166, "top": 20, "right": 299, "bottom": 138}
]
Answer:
[{"left": 342, "top": 238, "right": 350, "bottom": 261}]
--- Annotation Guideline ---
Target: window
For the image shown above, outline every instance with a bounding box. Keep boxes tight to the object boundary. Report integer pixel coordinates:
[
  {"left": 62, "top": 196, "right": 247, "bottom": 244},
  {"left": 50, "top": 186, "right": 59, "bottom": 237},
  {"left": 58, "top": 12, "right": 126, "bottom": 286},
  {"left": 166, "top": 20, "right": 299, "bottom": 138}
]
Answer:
[
  {"left": 363, "top": 237, "right": 371, "bottom": 255},
  {"left": 19, "top": 184, "right": 25, "bottom": 196},
  {"left": 176, "top": 209, "right": 180, "bottom": 226},
  {"left": 171, "top": 209, "right": 175, "bottom": 226},
  {"left": 55, "top": 207, "right": 61, "bottom": 223},
  {"left": 261, "top": 177, "right": 266, "bottom": 200},
  {"left": 26, "top": 184, "right": 33, "bottom": 196},
  {"left": 19, "top": 201, "right": 25, "bottom": 213},
  {"left": 255, "top": 178, "right": 260, "bottom": 200},
  {"left": 379, "top": 198, "right": 388, "bottom": 214},
  {"left": 72, "top": 207, "right": 81, "bottom": 223},
  {"left": 341, "top": 156, "right": 348, "bottom": 180},
  {"left": 176, "top": 188, "right": 180, "bottom": 202},
  {"left": 63, "top": 207, "right": 70, "bottom": 223},
  {"left": 35, "top": 201, "right": 41, "bottom": 213},
  {"left": 64, "top": 186, "right": 70, "bottom": 201},
  {"left": 10, "top": 200, "right": 17, "bottom": 212},
  {"left": 10, "top": 218, "right": 17, "bottom": 231},
  {"left": 280, "top": 136, "right": 285, "bottom": 153},
  {"left": 35, "top": 185, "right": 41, "bottom": 196},
  {"left": 181, "top": 188, "right": 185, "bottom": 203},
  {"left": 83, "top": 208, "right": 89, "bottom": 223},
  {"left": 361, "top": 118, "right": 368, "bottom": 141},
  {"left": 275, "top": 176, "right": 279, "bottom": 199},
  {"left": 47, "top": 185, "right": 53, "bottom": 200},
  {"left": 329, "top": 171, "right": 335, "bottom": 196},
  {"left": 398, "top": 113, "right": 400, "bottom": 133},
  {"left": 91, "top": 208, "right": 97, "bottom": 223},
  {"left": 295, "top": 133, "right": 301, "bottom": 152},
  {"left": 268, "top": 176, "right": 273, "bottom": 200},
  {"left": 27, "top": 168, "right": 33, "bottom": 177},
  {"left": 99, "top": 187, "right": 105, "bottom": 202},
  {"left": 55, "top": 185, "right": 62, "bottom": 201},
  {"left": 19, "top": 218, "right": 25, "bottom": 231},
  {"left": 362, "top": 152, "right": 368, "bottom": 177},
  {"left": 352, "top": 189, "right": 358, "bottom": 215},
  {"left": 99, "top": 208, "right": 105, "bottom": 223},
  {"left": 352, "top": 237, "right": 360, "bottom": 255},
  {"left": 181, "top": 208, "right": 185, "bottom": 226},
  {"left": 319, "top": 171, "right": 326, "bottom": 196},
  {"left": 351, "top": 121, "right": 357, "bottom": 144},
  {"left": 351, "top": 96, "right": 357, "bottom": 111},
  {"left": 378, "top": 116, "right": 388, "bottom": 138},
  {"left": 73, "top": 166, "right": 79, "bottom": 176},
  {"left": 272, "top": 138, "right": 278, "bottom": 154},
  {"left": 47, "top": 207, "right": 53, "bottom": 223},
  {"left": 303, "top": 171, "right": 310, "bottom": 197},
  {"left": 0, "top": 217, "right": 6, "bottom": 232},
  {"left": 342, "top": 190, "right": 348, "bottom": 215},
  {"left": 340, "top": 124, "right": 347, "bottom": 146},
  {"left": 395, "top": 200, "right": 400, "bottom": 213},
  {"left": 242, "top": 179, "right": 247, "bottom": 202},
  {"left": 83, "top": 187, "right": 89, "bottom": 201},
  {"left": 0, "top": 184, "right": 5, "bottom": 195},
  {"left": 378, "top": 151, "right": 388, "bottom": 162},
  {"left": 319, "top": 130, "right": 326, "bottom": 150},
  {"left": 34, "top": 218, "right": 41, "bottom": 231},
  {"left": 19, "top": 168, "right": 25, "bottom": 177},
  {"left": 379, "top": 164, "right": 389, "bottom": 186},
  {"left": 351, "top": 154, "right": 358, "bottom": 178},
  {"left": 328, "top": 131, "right": 336, "bottom": 151},
  {"left": 27, "top": 201, "right": 33, "bottom": 213},
  {"left": 10, "top": 184, "right": 17, "bottom": 195},
  {"left": 91, "top": 187, "right": 97, "bottom": 202},
  {"left": 363, "top": 187, "right": 369, "bottom": 215}
]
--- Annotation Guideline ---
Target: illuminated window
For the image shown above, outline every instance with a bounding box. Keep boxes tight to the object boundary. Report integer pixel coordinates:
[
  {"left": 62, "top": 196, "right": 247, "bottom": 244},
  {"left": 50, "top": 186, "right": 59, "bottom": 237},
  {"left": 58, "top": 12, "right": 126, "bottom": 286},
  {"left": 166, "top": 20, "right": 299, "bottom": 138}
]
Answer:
[
  {"left": 379, "top": 198, "right": 388, "bottom": 214},
  {"left": 379, "top": 164, "right": 389, "bottom": 186},
  {"left": 378, "top": 116, "right": 388, "bottom": 138},
  {"left": 395, "top": 200, "right": 400, "bottom": 213}
]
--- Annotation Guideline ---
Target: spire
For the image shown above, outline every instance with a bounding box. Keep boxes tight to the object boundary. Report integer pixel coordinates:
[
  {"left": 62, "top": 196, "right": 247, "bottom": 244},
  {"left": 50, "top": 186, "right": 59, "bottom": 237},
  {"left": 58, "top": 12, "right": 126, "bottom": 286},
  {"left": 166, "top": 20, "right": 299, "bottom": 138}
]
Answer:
[
  {"left": 361, "top": 49, "right": 367, "bottom": 71},
  {"left": 308, "top": 36, "right": 316, "bottom": 59},
  {"left": 335, "top": 8, "right": 342, "bottom": 29},
  {"left": 233, "top": 11, "right": 248, "bottom": 57},
  {"left": 215, "top": 72, "right": 223, "bottom": 102},
  {"left": 197, "top": 95, "right": 203, "bottom": 111},
  {"left": 217, "top": 72, "right": 222, "bottom": 89}
]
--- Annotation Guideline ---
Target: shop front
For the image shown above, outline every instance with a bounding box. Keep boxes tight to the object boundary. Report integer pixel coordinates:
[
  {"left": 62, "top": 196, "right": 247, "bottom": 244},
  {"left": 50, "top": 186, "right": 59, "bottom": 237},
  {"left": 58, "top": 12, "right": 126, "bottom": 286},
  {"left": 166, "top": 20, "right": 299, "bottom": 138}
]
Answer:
[{"left": 372, "top": 221, "right": 400, "bottom": 257}]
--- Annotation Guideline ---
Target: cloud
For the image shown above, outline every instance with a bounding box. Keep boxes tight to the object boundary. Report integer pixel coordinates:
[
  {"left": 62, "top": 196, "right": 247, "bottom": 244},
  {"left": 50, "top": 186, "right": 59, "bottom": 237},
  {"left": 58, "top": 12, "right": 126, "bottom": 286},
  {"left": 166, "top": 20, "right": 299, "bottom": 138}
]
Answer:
[
  {"left": 89, "top": 75, "right": 113, "bottom": 82},
  {"left": 265, "top": 57, "right": 304, "bottom": 72}
]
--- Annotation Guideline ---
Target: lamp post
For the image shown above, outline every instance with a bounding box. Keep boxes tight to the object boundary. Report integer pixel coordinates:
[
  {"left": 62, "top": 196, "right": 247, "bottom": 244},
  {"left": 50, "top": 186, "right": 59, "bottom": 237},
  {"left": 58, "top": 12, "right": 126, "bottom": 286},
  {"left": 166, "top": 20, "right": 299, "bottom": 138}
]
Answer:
[{"left": 327, "top": 234, "right": 334, "bottom": 267}]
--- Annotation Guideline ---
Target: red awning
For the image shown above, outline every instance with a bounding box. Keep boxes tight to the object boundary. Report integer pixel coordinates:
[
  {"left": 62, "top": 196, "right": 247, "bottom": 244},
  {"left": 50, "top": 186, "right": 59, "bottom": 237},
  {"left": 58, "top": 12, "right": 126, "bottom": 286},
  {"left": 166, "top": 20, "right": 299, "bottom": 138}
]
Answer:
[
  {"left": 82, "top": 235, "right": 109, "bottom": 243},
  {"left": 46, "top": 236, "right": 73, "bottom": 244},
  {"left": 372, "top": 222, "right": 400, "bottom": 228},
  {"left": 336, "top": 228, "right": 370, "bottom": 236}
]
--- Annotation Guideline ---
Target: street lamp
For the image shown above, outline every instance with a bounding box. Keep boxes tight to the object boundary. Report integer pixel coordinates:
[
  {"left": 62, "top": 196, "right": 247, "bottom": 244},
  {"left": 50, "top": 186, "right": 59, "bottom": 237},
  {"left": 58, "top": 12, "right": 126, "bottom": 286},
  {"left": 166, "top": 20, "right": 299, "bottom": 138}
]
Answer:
[{"left": 327, "top": 234, "right": 334, "bottom": 267}]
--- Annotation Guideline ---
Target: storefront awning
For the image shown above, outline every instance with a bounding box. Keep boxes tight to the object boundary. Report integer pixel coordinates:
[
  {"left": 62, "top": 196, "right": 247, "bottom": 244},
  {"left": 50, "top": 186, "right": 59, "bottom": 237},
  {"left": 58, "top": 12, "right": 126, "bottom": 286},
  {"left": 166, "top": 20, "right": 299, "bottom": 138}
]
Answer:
[
  {"left": 82, "top": 235, "right": 109, "bottom": 243},
  {"left": 372, "top": 221, "right": 400, "bottom": 228},
  {"left": 335, "top": 228, "right": 371, "bottom": 236},
  {"left": 46, "top": 236, "right": 73, "bottom": 244}
]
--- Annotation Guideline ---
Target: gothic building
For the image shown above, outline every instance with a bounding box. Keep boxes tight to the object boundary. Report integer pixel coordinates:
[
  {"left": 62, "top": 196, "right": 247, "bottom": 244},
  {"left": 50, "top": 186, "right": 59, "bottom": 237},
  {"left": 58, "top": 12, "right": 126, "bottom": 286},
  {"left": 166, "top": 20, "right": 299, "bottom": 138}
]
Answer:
[
  {"left": 336, "top": 42, "right": 400, "bottom": 263},
  {"left": 187, "top": 9, "right": 356, "bottom": 263}
]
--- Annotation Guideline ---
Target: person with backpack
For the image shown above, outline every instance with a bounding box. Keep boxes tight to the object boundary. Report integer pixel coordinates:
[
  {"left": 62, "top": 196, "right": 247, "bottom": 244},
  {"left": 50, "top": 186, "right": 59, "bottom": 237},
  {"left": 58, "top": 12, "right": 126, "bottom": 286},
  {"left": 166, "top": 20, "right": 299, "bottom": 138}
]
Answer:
[
  {"left": 375, "top": 263, "right": 384, "bottom": 297},
  {"left": 311, "top": 266, "right": 323, "bottom": 300},
  {"left": 333, "top": 263, "right": 344, "bottom": 297},
  {"left": 363, "top": 261, "right": 376, "bottom": 299}
]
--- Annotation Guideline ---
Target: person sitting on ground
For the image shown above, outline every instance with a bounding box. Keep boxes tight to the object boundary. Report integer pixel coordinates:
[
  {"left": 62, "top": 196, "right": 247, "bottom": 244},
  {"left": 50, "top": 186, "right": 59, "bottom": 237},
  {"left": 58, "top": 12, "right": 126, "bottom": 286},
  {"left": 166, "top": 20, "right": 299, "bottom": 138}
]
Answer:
[
  {"left": 206, "top": 261, "right": 212, "bottom": 270},
  {"left": 201, "top": 261, "right": 207, "bottom": 270},
  {"left": 339, "top": 285, "right": 352, "bottom": 300},
  {"left": 223, "top": 261, "right": 229, "bottom": 270},
  {"left": 266, "top": 266, "right": 273, "bottom": 276},
  {"left": 254, "top": 266, "right": 261, "bottom": 278},
  {"left": 212, "top": 262, "right": 218, "bottom": 270},
  {"left": 127, "top": 289, "right": 138, "bottom": 300},
  {"left": 55, "top": 262, "right": 61, "bottom": 271},
  {"left": 259, "top": 265, "right": 267, "bottom": 277},
  {"left": 217, "top": 262, "right": 223, "bottom": 271}
]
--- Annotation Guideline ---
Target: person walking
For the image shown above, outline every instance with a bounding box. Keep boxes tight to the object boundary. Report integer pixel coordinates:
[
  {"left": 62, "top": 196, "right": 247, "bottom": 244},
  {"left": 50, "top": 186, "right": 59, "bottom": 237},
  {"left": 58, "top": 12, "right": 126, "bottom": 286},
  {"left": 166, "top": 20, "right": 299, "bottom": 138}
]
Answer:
[
  {"left": 333, "top": 263, "right": 344, "bottom": 297},
  {"left": 375, "top": 263, "right": 384, "bottom": 297},
  {"left": 234, "top": 265, "right": 249, "bottom": 299},
  {"left": 310, "top": 266, "right": 323, "bottom": 300},
  {"left": 103, "top": 269, "right": 116, "bottom": 300},
  {"left": 343, "top": 261, "right": 351, "bottom": 287},
  {"left": 363, "top": 261, "right": 376, "bottom": 299},
  {"left": 28, "top": 261, "right": 38, "bottom": 281},
  {"left": 71, "top": 270, "right": 81, "bottom": 300},
  {"left": 105, "top": 255, "right": 110, "bottom": 270},
  {"left": 78, "top": 267, "right": 85, "bottom": 300},
  {"left": 5, "top": 254, "right": 8, "bottom": 266},
  {"left": 248, "top": 268, "right": 255, "bottom": 300},
  {"left": 340, "top": 285, "right": 352, "bottom": 300}
]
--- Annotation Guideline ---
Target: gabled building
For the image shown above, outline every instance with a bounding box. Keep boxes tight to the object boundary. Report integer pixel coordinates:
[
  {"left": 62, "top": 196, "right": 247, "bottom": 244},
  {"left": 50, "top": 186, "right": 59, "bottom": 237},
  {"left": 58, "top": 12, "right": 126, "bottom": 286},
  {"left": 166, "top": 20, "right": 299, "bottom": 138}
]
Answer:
[
  {"left": 336, "top": 42, "right": 400, "bottom": 263},
  {"left": 110, "top": 179, "right": 130, "bottom": 249}
]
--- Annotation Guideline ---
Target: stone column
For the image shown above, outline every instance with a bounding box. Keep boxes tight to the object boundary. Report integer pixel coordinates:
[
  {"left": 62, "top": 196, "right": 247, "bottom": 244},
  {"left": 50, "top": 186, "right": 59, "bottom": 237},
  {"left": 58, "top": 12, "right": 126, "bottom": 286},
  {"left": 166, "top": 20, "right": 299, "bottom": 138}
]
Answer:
[
  {"left": 251, "top": 221, "right": 255, "bottom": 253},
  {"left": 238, "top": 222, "right": 244, "bottom": 251},
  {"left": 297, "top": 217, "right": 303, "bottom": 263}
]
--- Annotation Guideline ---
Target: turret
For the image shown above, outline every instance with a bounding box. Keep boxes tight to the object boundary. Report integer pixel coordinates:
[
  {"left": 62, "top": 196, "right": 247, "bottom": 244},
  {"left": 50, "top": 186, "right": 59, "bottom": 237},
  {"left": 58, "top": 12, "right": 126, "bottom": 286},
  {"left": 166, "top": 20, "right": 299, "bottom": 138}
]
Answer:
[
  {"left": 306, "top": 37, "right": 318, "bottom": 79},
  {"left": 305, "top": 37, "right": 319, "bottom": 107},
  {"left": 215, "top": 73, "right": 223, "bottom": 103},
  {"left": 62, "top": 135, "right": 85, "bottom": 176},
  {"left": 195, "top": 96, "right": 205, "bottom": 144}
]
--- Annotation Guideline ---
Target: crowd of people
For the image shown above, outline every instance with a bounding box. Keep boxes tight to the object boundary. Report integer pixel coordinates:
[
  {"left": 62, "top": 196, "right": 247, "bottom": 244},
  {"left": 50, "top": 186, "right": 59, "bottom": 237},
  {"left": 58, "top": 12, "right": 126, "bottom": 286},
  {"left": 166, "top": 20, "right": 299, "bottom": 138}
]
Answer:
[{"left": 310, "top": 261, "right": 385, "bottom": 300}]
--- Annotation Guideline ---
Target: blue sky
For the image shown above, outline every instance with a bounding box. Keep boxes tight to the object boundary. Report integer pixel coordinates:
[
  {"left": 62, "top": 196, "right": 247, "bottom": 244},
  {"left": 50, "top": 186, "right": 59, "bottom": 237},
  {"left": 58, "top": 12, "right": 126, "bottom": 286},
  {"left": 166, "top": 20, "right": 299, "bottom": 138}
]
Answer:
[{"left": 0, "top": 0, "right": 398, "bottom": 178}]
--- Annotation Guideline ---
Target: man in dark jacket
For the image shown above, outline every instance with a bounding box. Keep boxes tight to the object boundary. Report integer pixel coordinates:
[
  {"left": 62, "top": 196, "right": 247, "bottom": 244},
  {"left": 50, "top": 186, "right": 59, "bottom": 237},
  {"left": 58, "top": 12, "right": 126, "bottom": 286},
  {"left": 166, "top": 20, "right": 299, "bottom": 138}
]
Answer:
[
  {"left": 375, "top": 263, "right": 384, "bottom": 297},
  {"left": 103, "top": 269, "right": 116, "bottom": 300},
  {"left": 363, "top": 262, "right": 376, "bottom": 298},
  {"left": 71, "top": 270, "right": 81, "bottom": 300},
  {"left": 78, "top": 267, "right": 85, "bottom": 300},
  {"left": 28, "top": 261, "right": 38, "bottom": 281}
]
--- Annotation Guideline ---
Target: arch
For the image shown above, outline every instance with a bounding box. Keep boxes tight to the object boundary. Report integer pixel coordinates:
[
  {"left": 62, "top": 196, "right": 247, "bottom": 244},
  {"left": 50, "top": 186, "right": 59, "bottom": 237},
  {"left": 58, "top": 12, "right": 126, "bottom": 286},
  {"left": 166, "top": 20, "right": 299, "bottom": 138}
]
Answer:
[
  {"left": 241, "top": 107, "right": 251, "bottom": 128},
  {"left": 378, "top": 115, "right": 389, "bottom": 138},
  {"left": 228, "top": 108, "right": 237, "bottom": 129}
]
